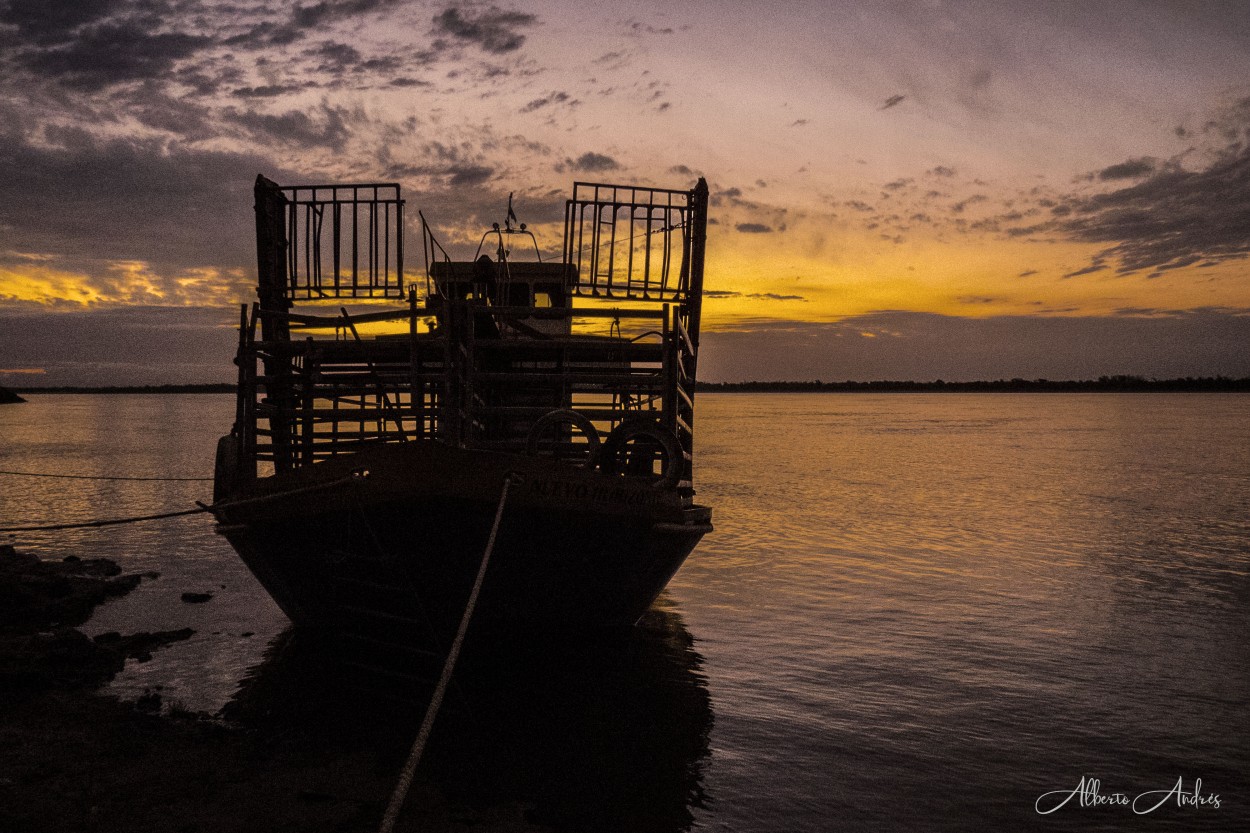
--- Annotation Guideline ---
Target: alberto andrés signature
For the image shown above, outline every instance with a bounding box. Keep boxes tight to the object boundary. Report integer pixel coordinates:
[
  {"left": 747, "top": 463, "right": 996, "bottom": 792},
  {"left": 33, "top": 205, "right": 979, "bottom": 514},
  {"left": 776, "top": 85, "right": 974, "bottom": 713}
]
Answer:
[{"left": 1035, "top": 776, "right": 1221, "bottom": 815}]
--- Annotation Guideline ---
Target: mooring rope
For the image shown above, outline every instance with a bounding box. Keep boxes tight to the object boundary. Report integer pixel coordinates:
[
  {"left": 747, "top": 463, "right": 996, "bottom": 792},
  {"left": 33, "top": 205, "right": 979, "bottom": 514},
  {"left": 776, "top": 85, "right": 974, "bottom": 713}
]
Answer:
[
  {"left": 0, "top": 506, "right": 211, "bottom": 533},
  {"left": 0, "top": 472, "right": 366, "bottom": 534},
  {"left": 377, "top": 473, "right": 516, "bottom": 833},
  {"left": 0, "top": 469, "right": 213, "bottom": 482}
]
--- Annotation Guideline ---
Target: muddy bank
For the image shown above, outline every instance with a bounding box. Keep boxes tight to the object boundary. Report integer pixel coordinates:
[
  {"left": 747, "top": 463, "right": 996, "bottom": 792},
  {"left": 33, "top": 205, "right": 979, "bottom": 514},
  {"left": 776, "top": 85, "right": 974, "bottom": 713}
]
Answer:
[{"left": 0, "top": 545, "right": 545, "bottom": 833}]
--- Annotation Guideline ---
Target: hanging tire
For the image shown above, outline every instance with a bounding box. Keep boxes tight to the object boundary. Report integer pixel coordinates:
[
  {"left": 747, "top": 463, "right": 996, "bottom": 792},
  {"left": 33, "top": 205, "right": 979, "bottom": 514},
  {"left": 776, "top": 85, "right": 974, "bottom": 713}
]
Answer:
[
  {"left": 598, "top": 420, "right": 684, "bottom": 489},
  {"left": 525, "top": 409, "right": 601, "bottom": 468}
]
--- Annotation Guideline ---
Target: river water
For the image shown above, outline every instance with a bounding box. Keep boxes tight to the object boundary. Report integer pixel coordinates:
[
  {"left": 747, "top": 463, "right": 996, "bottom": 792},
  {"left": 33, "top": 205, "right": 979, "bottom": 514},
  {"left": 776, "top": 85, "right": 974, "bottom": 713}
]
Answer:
[{"left": 2, "top": 393, "right": 1247, "bottom": 831}]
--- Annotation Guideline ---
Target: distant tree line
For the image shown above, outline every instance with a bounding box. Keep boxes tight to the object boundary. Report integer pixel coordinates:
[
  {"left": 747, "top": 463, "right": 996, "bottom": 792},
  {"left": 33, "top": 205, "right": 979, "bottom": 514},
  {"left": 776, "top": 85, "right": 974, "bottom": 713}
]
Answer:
[
  {"left": 13, "top": 376, "right": 1250, "bottom": 395},
  {"left": 13, "top": 384, "right": 236, "bottom": 394},
  {"left": 694, "top": 376, "right": 1250, "bottom": 393}
]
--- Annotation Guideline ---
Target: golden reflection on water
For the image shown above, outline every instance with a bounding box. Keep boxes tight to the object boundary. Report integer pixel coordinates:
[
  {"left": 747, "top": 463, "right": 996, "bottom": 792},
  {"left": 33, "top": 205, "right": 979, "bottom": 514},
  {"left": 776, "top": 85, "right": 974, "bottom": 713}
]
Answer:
[
  {"left": 3, "top": 392, "right": 1249, "bottom": 830},
  {"left": 671, "top": 393, "right": 1250, "bottom": 831}
]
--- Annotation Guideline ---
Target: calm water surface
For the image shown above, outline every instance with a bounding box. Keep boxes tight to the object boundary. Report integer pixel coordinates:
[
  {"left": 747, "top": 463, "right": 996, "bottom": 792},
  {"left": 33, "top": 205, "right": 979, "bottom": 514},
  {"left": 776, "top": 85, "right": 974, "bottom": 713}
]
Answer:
[{"left": 2, "top": 393, "right": 1247, "bottom": 831}]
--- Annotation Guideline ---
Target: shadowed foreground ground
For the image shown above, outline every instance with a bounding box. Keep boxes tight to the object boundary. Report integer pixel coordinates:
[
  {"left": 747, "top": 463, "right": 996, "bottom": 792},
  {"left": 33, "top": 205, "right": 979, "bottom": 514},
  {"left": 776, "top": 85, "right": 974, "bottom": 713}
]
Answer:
[
  {"left": 0, "top": 545, "right": 711, "bottom": 833},
  {"left": 0, "top": 545, "right": 542, "bottom": 832}
]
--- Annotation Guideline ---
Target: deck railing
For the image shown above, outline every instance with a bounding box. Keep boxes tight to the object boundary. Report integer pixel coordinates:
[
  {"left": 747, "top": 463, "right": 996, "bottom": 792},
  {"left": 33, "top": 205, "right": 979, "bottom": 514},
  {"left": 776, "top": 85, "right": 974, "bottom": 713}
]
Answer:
[
  {"left": 279, "top": 182, "right": 405, "bottom": 300},
  {"left": 237, "top": 177, "right": 706, "bottom": 487}
]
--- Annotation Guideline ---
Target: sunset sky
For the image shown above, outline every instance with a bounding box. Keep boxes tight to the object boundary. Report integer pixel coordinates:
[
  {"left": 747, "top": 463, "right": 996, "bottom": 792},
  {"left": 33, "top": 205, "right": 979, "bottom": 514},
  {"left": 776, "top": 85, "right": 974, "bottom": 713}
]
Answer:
[{"left": 2, "top": 0, "right": 1249, "bottom": 384}]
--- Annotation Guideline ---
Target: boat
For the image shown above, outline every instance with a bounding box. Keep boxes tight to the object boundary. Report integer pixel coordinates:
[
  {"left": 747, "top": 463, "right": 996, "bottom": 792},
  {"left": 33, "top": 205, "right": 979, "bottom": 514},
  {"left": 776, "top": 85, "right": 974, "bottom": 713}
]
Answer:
[{"left": 210, "top": 175, "right": 712, "bottom": 664}]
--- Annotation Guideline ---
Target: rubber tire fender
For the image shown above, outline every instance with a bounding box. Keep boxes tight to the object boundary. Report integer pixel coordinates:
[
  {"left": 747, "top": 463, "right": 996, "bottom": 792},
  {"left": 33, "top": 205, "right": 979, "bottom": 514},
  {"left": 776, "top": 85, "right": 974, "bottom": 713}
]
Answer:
[
  {"left": 525, "top": 409, "right": 601, "bottom": 469},
  {"left": 598, "top": 420, "right": 683, "bottom": 489}
]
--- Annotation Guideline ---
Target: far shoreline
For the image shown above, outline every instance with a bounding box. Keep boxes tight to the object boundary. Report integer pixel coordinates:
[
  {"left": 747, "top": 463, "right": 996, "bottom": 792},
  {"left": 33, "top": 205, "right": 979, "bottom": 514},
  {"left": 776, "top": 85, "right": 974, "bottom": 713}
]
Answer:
[{"left": 11, "top": 376, "right": 1250, "bottom": 395}]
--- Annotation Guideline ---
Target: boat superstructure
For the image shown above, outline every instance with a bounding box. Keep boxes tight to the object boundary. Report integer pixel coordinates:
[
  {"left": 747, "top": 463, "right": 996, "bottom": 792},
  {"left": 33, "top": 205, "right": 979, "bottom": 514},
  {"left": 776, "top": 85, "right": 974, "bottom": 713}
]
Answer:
[{"left": 212, "top": 175, "right": 712, "bottom": 659}]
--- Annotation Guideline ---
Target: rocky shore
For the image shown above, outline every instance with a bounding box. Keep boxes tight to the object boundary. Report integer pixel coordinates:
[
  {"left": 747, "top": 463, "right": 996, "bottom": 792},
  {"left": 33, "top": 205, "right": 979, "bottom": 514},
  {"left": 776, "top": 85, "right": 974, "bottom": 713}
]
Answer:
[{"left": 0, "top": 545, "right": 544, "bottom": 833}]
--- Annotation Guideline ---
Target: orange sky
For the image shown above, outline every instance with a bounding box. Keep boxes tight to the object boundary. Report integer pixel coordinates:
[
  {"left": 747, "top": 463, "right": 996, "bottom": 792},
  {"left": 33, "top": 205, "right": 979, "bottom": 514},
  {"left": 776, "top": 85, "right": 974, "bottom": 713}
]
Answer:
[{"left": 1, "top": 1, "right": 1248, "bottom": 382}]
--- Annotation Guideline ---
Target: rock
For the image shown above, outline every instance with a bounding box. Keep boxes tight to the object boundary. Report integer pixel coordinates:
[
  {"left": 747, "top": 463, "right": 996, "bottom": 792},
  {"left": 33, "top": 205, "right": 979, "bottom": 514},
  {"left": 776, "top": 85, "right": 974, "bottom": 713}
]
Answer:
[
  {"left": 180, "top": 592, "right": 213, "bottom": 604},
  {"left": 0, "top": 551, "right": 138, "bottom": 630},
  {"left": 0, "top": 385, "right": 26, "bottom": 404},
  {"left": 134, "top": 689, "right": 162, "bottom": 712}
]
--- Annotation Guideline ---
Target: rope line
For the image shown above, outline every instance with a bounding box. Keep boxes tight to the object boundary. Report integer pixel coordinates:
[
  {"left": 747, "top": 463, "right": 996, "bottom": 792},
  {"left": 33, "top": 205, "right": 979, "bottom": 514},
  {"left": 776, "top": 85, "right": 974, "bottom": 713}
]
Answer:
[
  {"left": 0, "top": 472, "right": 365, "bottom": 533},
  {"left": 0, "top": 469, "right": 212, "bottom": 482},
  {"left": 0, "top": 506, "right": 210, "bottom": 533},
  {"left": 378, "top": 473, "right": 515, "bottom": 833}
]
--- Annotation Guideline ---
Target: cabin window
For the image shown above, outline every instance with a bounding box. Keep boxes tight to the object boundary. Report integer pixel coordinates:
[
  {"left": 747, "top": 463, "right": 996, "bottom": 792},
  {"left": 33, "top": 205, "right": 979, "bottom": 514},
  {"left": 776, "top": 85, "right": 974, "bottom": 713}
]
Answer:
[{"left": 534, "top": 283, "right": 564, "bottom": 308}]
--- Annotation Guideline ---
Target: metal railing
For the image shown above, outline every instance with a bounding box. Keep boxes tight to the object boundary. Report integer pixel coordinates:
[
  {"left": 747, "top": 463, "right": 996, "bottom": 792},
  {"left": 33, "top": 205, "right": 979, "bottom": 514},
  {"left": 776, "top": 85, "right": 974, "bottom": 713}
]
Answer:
[{"left": 281, "top": 183, "right": 405, "bottom": 299}]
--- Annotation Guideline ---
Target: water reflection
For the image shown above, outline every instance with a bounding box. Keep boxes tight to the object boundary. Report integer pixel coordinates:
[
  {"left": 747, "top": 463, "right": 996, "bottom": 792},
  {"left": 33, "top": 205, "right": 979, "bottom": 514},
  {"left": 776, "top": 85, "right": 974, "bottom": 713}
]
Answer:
[{"left": 223, "top": 600, "right": 712, "bottom": 833}]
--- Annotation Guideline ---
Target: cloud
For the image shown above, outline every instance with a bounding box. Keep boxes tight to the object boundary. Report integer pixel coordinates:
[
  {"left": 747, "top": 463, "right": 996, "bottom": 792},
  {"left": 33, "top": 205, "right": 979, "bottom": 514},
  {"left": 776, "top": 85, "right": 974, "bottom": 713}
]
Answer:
[
  {"left": 520, "top": 91, "right": 575, "bottom": 113},
  {"left": 14, "top": 21, "right": 212, "bottom": 90},
  {"left": 0, "top": 0, "right": 125, "bottom": 45},
  {"left": 294, "top": 0, "right": 402, "bottom": 28},
  {"left": 447, "top": 164, "right": 494, "bottom": 186},
  {"left": 0, "top": 127, "right": 293, "bottom": 279},
  {"left": 703, "top": 290, "right": 805, "bottom": 301},
  {"left": 432, "top": 6, "right": 538, "bottom": 54},
  {"left": 220, "top": 105, "right": 353, "bottom": 151},
  {"left": 880, "top": 94, "right": 905, "bottom": 110},
  {"left": 698, "top": 310, "right": 1250, "bottom": 383},
  {"left": 1097, "top": 157, "right": 1156, "bottom": 181},
  {"left": 231, "top": 84, "right": 308, "bottom": 98},
  {"left": 0, "top": 306, "right": 239, "bottom": 386},
  {"left": 1059, "top": 147, "right": 1250, "bottom": 275},
  {"left": 990, "top": 98, "right": 1250, "bottom": 278},
  {"left": 735, "top": 223, "right": 773, "bottom": 233},
  {"left": 565, "top": 152, "right": 619, "bottom": 172}
]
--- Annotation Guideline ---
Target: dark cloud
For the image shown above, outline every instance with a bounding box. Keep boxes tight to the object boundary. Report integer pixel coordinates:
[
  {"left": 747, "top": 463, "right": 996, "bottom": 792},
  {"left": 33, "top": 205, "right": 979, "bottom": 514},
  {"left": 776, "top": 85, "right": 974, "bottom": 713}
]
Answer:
[
  {"left": 15, "top": 21, "right": 212, "bottom": 90},
  {"left": 0, "top": 0, "right": 125, "bottom": 45},
  {"left": 520, "top": 91, "right": 574, "bottom": 113},
  {"left": 432, "top": 6, "right": 538, "bottom": 54},
  {"left": 0, "top": 306, "right": 238, "bottom": 386},
  {"left": 880, "top": 94, "right": 905, "bottom": 110},
  {"left": 992, "top": 99, "right": 1250, "bottom": 277},
  {"left": 565, "top": 152, "right": 619, "bottom": 172},
  {"left": 1097, "top": 157, "right": 1156, "bottom": 181},
  {"left": 703, "top": 290, "right": 804, "bottom": 301},
  {"left": 222, "top": 0, "right": 400, "bottom": 49},
  {"left": 699, "top": 310, "right": 1250, "bottom": 383},
  {"left": 629, "top": 21, "right": 674, "bottom": 35},
  {"left": 951, "top": 194, "right": 987, "bottom": 213},
  {"left": 308, "top": 40, "right": 363, "bottom": 73},
  {"left": 295, "top": 0, "right": 401, "bottom": 28},
  {"left": 928, "top": 166, "right": 956, "bottom": 177},
  {"left": 448, "top": 164, "right": 494, "bottom": 186},
  {"left": 231, "top": 84, "right": 307, "bottom": 98},
  {"left": 221, "top": 106, "right": 352, "bottom": 151},
  {"left": 0, "top": 127, "right": 294, "bottom": 272},
  {"left": 1059, "top": 148, "right": 1250, "bottom": 276},
  {"left": 1063, "top": 261, "right": 1108, "bottom": 278},
  {"left": 736, "top": 223, "right": 773, "bottom": 233}
]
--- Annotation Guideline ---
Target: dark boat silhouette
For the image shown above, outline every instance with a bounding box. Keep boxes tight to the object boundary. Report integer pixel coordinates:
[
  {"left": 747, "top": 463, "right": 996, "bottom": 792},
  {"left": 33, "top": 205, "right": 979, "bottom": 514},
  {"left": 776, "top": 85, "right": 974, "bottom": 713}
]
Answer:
[{"left": 211, "top": 175, "right": 712, "bottom": 665}]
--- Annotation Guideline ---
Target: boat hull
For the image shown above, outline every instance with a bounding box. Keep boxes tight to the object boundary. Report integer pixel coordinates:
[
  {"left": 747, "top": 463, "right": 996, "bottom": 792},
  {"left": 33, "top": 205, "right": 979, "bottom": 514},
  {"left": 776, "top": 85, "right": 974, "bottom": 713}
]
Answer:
[{"left": 213, "top": 440, "right": 711, "bottom": 654}]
